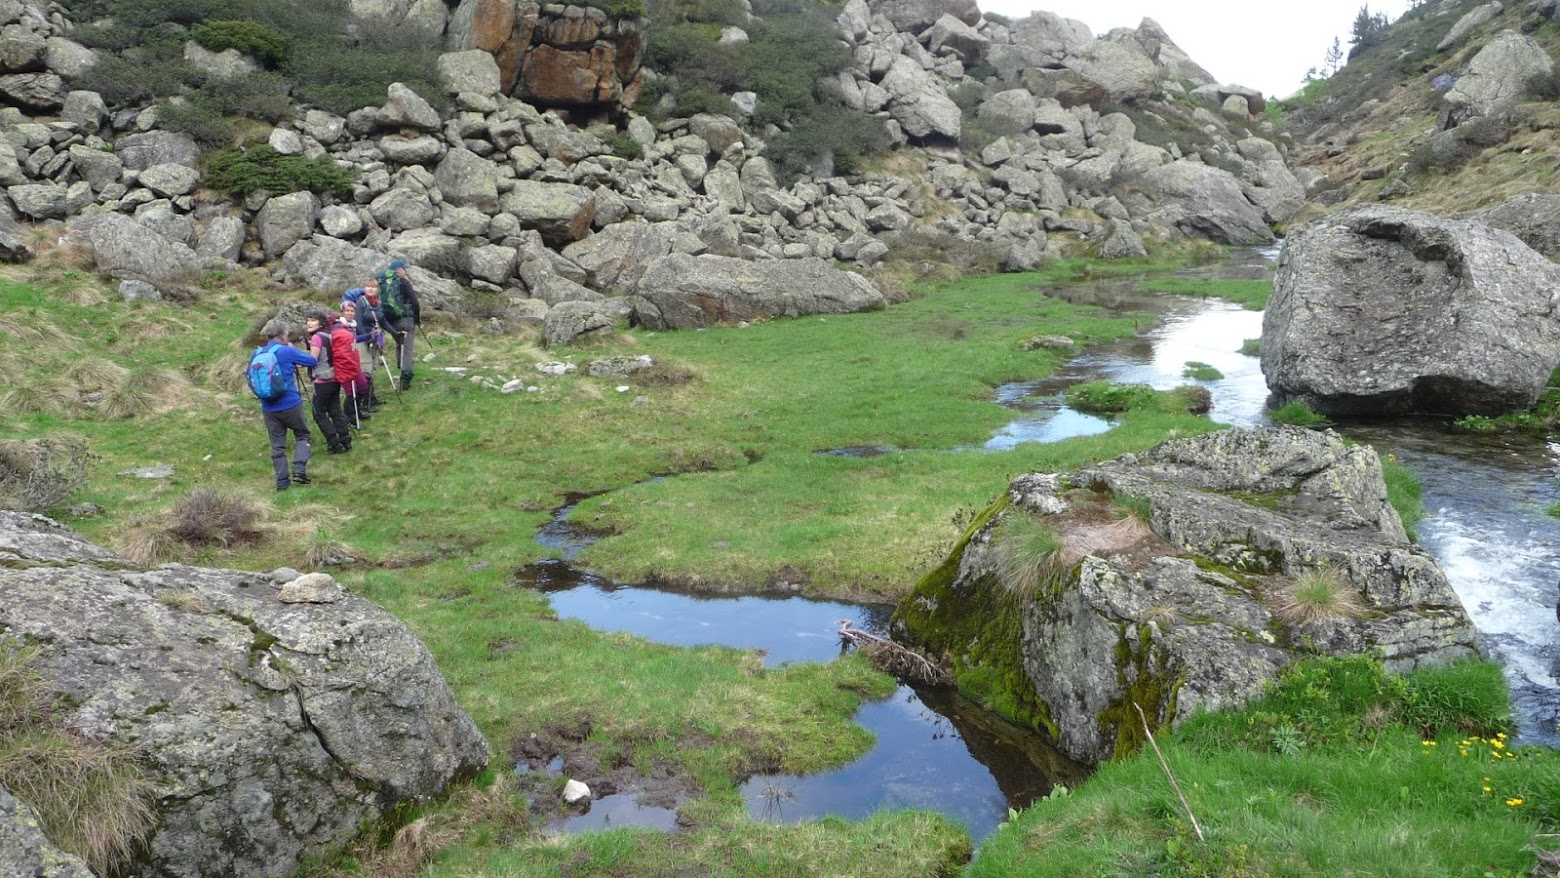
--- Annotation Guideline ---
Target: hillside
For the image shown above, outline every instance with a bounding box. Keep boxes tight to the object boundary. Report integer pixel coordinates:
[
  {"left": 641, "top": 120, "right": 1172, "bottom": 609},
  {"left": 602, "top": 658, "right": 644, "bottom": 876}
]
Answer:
[{"left": 1283, "top": 0, "right": 1560, "bottom": 218}]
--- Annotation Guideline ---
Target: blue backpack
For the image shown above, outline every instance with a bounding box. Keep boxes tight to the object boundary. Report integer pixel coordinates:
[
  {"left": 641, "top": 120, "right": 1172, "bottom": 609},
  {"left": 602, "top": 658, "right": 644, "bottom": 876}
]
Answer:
[{"left": 247, "top": 345, "right": 287, "bottom": 401}]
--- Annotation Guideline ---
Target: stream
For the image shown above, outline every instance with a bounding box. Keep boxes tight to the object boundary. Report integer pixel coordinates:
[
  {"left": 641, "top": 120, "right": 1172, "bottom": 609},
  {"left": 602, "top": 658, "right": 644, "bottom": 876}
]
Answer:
[{"left": 520, "top": 245, "right": 1560, "bottom": 840}]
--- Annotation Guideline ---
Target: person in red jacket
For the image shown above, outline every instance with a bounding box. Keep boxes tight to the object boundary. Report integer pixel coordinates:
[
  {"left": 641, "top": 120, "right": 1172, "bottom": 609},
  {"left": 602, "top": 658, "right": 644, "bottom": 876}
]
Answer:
[
  {"left": 304, "top": 311, "right": 351, "bottom": 454},
  {"left": 328, "top": 310, "right": 367, "bottom": 427}
]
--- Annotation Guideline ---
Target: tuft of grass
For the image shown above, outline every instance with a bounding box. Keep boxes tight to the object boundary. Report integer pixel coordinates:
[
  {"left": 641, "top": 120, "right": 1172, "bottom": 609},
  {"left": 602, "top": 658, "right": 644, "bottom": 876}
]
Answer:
[
  {"left": 993, "top": 512, "right": 1068, "bottom": 597},
  {"left": 1381, "top": 458, "right": 1425, "bottom": 541},
  {"left": 0, "top": 378, "right": 75, "bottom": 417},
  {"left": 1239, "top": 337, "right": 1261, "bottom": 356},
  {"left": 1110, "top": 491, "right": 1154, "bottom": 526},
  {"left": 0, "top": 640, "right": 157, "bottom": 876},
  {"left": 1272, "top": 566, "right": 1364, "bottom": 624},
  {"left": 1065, "top": 381, "right": 1157, "bottom": 414},
  {"left": 166, "top": 487, "right": 269, "bottom": 550},
  {"left": 1181, "top": 361, "right": 1223, "bottom": 381},
  {"left": 1269, "top": 400, "right": 1328, "bottom": 426}
]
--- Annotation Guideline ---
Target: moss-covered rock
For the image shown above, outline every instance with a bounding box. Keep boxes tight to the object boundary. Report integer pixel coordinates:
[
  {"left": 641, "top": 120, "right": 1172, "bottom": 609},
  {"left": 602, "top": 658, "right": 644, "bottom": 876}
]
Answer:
[{"left": 895, "top": 426, "right": 1480, "bottom": 764}]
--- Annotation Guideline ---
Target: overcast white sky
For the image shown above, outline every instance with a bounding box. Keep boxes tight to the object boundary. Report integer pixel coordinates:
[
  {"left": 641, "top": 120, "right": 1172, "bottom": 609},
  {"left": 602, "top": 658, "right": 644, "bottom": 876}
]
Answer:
[{"left": 977, "top": 0, "right": 1417, "bottom": 98}]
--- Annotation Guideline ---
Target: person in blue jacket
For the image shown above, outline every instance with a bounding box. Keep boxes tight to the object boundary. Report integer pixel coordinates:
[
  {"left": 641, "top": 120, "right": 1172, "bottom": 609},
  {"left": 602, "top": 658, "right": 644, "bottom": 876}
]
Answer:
[{"left": 256, "top": 320, "right": 318, "bottom": 491}]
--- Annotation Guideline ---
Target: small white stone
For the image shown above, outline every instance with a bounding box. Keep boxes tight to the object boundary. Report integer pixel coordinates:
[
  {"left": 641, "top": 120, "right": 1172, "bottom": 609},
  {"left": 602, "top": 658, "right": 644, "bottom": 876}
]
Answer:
[
  {"left": 502, "top": 379, "right": 526, "bottom": 394},
  {"left": 562, "top": 779, "right": 591, "bottom": 804},
  {"left": 616, "top": 385, "right": 630, "bottom": 393}
]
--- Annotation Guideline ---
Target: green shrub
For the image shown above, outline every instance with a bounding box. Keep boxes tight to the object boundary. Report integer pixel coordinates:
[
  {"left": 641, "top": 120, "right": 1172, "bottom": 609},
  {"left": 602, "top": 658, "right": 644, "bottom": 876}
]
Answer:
[
  {"left": 203, "top": 145, "right": 357, "bottom": 198},
  {"left": 154, "top": 98, "right": 235, "bottom": 147},
  {"left": 191, "top": 19, "right": 289, "bottom": 66},
  {"left": 597, "top": 132, "right": 644, "bottom": 161},
  {"left": 70, "top": 52, "right": 197, "bottom": 105}
]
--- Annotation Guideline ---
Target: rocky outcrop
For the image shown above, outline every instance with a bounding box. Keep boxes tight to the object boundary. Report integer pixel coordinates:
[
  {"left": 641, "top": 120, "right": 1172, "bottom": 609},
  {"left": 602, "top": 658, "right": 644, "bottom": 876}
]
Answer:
[
  {"left": 631, "top": 253, "right": 886, "bottom": 329},
  {"left": 1130, "top": 160, "right": 1275, "bottom": 244},
  {"left": 1263, "top": 204, "right": 1560, "bottom": 417},
  {"left": 894, "top": 427, "right": 1479, "bottom": 764},
  {"left": 0, "top": 511, "right": 489, "bottom": 878}
]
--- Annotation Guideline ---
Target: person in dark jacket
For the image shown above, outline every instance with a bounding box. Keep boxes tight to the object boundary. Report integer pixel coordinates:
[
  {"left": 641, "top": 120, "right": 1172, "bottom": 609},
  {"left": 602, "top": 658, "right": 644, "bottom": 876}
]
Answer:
[
  {"left": 255, "top": 320, "right": 317, "bottom": 491},
  {"left": 304, "top": 311, "right": 350, "bottom": 454},
  {"left": 380, "top": 259, "right": 422, "bottom": 389}
]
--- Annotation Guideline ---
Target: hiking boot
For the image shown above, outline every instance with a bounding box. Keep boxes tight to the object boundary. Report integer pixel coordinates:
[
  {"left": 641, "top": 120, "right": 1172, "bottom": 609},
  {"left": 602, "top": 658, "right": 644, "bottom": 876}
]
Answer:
[
  {"left": 276, "top": 481, "right": 290, "bottom": 492},
  {"left": 326, "top": 444, "right": 345, "bottom": 455},
  {"left": 292, "top": 472, "right": 311, "bottom": 486},
  {"left": 400, "top": 371, "right": 414, "bottom": 389}
]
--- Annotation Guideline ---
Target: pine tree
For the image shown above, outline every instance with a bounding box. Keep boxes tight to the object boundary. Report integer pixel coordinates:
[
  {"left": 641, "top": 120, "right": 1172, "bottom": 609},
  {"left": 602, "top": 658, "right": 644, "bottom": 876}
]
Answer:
[{"left": 1324, "top": 37, "right": 1343, "bottom": 76}]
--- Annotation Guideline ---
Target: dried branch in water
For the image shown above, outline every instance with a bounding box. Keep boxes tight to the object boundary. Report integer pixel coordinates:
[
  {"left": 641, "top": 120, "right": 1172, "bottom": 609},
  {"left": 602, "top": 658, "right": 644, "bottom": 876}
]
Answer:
[{"left": 837, "top": 621, "right": 952, "bottom": 685}]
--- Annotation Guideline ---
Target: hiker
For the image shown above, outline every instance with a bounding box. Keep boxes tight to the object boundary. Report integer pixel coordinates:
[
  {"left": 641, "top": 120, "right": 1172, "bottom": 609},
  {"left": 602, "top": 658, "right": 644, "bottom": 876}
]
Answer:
[
  {"left": 378, "top": 259, "right": 422, "bottom": 390},
  {"left": 330, "top": 307, "right": 368, "bottom": 427},
  {"left": 250, "top": 320, "right": 316, "bottom": 491},
  {"left": 304, "top": 311, "right": 350, "bottom": 454},
  {"left": 341, "top": 282, "right": 386, "bottom": 408}
]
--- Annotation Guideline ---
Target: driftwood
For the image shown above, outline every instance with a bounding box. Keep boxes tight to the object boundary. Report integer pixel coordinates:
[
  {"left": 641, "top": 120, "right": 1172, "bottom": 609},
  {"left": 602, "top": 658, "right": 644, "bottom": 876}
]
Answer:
[{"left": 837, "top": 620, "right": 951, "bottom": 685}]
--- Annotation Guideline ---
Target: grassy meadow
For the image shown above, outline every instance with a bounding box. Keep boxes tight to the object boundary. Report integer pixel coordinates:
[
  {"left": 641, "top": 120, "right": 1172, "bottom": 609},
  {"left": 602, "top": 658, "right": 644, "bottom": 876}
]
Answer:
[{"left": 3, "top": 243, "right": 1555, "bottom": 877}]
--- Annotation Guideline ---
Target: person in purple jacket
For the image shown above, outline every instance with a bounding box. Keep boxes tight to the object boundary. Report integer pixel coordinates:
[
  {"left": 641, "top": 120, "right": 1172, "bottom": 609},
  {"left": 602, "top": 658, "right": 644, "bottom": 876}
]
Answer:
[{"left": 256, "top": 320, "right": 318, "bottom": 491}]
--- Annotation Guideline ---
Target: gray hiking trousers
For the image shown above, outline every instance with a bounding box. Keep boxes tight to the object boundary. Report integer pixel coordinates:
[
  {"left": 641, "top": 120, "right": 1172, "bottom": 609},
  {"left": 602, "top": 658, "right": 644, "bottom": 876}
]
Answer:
[{"left": 264, "top": 404, "right": 312, "bottom": 487}]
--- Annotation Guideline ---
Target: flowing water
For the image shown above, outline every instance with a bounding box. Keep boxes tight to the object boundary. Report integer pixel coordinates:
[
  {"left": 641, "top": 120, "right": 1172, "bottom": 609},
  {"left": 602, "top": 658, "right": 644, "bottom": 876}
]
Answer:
[{"left": 522, "top": 245, "right": 1559, "bottom": 841}]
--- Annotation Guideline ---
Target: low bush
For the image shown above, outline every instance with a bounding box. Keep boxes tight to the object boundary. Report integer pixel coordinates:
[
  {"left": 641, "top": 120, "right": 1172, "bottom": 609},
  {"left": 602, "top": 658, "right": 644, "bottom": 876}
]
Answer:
[
  {"left": 203, "top": 145, "right": 357, "bottom": 199},
  {"left": 0, "top": 437, "right": 93, "bottom": 514},
  {"left": 191, "top": 19, "right": 290, "bottom": 66}
]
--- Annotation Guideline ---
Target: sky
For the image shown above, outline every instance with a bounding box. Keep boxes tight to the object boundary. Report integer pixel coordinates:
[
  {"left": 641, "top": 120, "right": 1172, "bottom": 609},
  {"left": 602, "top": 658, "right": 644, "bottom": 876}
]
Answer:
[{"left": 976, "top": 0, "right": 1417, "bottom": 99}]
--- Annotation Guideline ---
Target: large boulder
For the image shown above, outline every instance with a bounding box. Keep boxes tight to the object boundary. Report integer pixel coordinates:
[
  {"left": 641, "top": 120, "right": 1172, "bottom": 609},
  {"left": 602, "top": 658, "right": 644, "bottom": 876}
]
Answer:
[
  {"left": 65, "top": 212, "right": 210, "bottom": 283},
  {"left": 1454, "top": 191, "right": 1560, "bottom": 255},
  {"left": 1006, "top": 10, "right": 1093, "bottom": 65},
  {"left": 562, "top": 221, "right": 688, "bottom": 297},
  {"left": 894, "top": 427, "right": 1478, "bottom": 764},
  {"left": 1062, "top": 37, "right": 1159, "bottom": 101},
  {"left": 283, "top": 235, "right": 390, "bottom": 293},
  {"left": 1437, "top": 1, "right": 1503, "bottom": 52},
  {"left": 631, "top": 253, "right": 885, "bottom": 330},
  {"left": 255, "top": 190, "right": 321, "bottom": 259},
  {"left": 1441, "top": 29, "right": 1551, "bottom": 128},
  {"left": 0, "top": 511, "right": 489, "bottom": 878},
  {"left": 501, "top": 180, "right": 596, "bottom": 247},
  {"left": 1263, "top": 205, "right": 1560, "bottom": 417},
  {"left": 868, "top": 0, "right": 980, "bottom": 33},
  {"left": 114, "top": 131, "right": 199, "bottom": 171},
  {"left": 1129, "top": 160, "right": 1274, "bottom": 244},
  {"left": 879, "top": 55, "right": 962, "bottom": 141}
]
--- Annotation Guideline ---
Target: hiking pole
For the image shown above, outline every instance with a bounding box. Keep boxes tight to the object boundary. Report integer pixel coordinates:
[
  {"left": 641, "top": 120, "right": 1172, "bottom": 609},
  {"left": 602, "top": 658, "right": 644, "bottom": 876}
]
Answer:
[
  {"left": 416, "top": 323, "right": 439, "bottom": 359},
  {"left": 378, "top": 349, "right": 402, "bottom": 400},
  {"left": 348, "top": 383, "right": 360, "bottom": 430},
  {"left": 295, "top": 367, "right": 312, "bottom": 403}
]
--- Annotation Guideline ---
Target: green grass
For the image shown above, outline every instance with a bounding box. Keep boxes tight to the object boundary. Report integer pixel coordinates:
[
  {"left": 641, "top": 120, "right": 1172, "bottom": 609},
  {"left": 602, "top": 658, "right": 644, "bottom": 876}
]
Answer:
[
  {"left": 1382, "top": 458, "right": 1426, "bottom": 540},
  {"left": 1239, "top": 338, "right": 1261, "bottom": 356},
  {"left": 1135, "top": 277, "right": 1273, "bottom": 310},
  {"left": 969, "top": 657, "right": 1557, "bottom": 878},
  {"left": 1181, "top": 361, "right": 1223, "bottom": 381},
  {"left": 5, "top": 251, "right": 1520, "bottom": 877},
  {"left": 1268, "top": 400, "right": 1328, "bottom": 426}
]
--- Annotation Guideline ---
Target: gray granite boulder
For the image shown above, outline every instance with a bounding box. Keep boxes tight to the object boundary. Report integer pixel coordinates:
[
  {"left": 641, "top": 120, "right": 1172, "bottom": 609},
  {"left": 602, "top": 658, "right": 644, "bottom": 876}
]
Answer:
[
  {"left": 1263, "top": 205, "right": 1560, "bottom": 417},
  {"left": 1442, "top": 29, "right": 1551, "bottom": 128},
  {"left": 501, "top": 180, "right": 596, "bottom": 247},
  {"left": 65, "top": 212, "right": 209, "bottom": 282},
  {"left": 0, "top": 787, "right": 94, "bottom": 878},
  {"left": 895, "top": 427, "right": 1478, "bottom": 764},
  {"left": 256, "top": 191, "right": 321, "bottom": 259},
  {"left": 0, "top": 511, "right": 489, "bottom": 878},
  {"left": 869, "top": 0, "right": 980, "bottom": 32},
  {"left": 879, "top": 55, "right": 962, "bottom": 141},
  {"left": 114, "top": 131, "right": 199, "bottom": 171},
  {"left": 543, "top": 299, "right": 616, "bottom": 347},
  {"left": 1130, "top": 160, "right": 1274, "bottom": 245},
  {"left": 1454, "top": 191, "right": 1560, "bottom": 255},
  {"left": 631, "top": 253, "right": 885, "bottom": 330}
]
